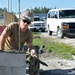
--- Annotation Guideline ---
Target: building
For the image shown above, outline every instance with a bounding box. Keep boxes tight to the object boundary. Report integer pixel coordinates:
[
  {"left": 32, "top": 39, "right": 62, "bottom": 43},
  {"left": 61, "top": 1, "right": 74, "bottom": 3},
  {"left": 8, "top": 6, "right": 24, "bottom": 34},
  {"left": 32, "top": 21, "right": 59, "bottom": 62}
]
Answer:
[{"left": 0, "top": 11, "right": 18, "bottom": 25}]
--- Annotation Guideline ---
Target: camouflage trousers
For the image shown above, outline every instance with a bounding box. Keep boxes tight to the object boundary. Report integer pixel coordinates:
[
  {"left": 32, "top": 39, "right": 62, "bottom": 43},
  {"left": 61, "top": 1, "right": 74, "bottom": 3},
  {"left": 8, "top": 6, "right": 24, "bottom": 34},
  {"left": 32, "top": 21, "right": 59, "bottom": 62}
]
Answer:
[{"left": 26, "top": 53, "right": 40, "bottom": 75}]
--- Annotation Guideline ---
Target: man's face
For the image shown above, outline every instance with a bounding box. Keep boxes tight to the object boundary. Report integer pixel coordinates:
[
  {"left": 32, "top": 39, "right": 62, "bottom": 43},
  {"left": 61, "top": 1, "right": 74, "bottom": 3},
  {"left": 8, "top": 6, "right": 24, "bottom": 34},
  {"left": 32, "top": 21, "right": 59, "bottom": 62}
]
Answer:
[{"left": 20, "top": 18, "right": 31, "bottom": 32}]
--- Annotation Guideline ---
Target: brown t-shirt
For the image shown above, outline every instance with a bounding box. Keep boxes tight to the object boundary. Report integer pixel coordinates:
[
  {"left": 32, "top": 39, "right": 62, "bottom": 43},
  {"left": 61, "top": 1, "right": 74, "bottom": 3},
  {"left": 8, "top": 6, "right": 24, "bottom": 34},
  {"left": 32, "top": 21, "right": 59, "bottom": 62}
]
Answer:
[{"left": 4, "top": 22, "right": 33, "bottom": 50}]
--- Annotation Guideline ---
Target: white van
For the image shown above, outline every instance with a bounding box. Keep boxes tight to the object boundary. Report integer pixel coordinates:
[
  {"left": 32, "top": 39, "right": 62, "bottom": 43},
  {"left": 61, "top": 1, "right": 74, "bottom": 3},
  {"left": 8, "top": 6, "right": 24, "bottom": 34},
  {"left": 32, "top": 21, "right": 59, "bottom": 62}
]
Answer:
[{"left": 47, "top": 8, "right": 75, "bottom": 38}]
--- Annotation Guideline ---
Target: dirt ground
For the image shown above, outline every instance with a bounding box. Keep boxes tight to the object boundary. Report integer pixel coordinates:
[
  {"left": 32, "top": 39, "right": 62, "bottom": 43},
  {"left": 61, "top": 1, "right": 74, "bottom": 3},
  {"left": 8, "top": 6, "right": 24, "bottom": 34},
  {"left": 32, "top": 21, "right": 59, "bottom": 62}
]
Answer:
[
  {"left": 39, "top": 52, "right": 75, "bottom": 75},
  {"left": 39, "top": 32, "right": 75, "bottom": 75},
  {"left": 26, "top": 32, "right": 75, "bottom": 75}
]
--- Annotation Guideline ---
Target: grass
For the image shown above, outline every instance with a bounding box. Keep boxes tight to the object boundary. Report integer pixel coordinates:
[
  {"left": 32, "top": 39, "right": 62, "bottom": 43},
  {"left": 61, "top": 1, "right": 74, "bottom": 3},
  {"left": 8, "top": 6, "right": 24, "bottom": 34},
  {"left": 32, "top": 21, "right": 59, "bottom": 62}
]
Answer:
[{"left": 33, "top": 32, "right": 75, "bottom": 60}]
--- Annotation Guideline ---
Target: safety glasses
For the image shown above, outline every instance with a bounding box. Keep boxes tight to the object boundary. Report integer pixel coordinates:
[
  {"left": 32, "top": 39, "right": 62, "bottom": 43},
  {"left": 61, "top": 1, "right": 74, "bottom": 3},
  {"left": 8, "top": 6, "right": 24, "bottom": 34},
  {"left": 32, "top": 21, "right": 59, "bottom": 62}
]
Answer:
[{"left": 22, "top": 19, "right": 31, "bottom": 24}]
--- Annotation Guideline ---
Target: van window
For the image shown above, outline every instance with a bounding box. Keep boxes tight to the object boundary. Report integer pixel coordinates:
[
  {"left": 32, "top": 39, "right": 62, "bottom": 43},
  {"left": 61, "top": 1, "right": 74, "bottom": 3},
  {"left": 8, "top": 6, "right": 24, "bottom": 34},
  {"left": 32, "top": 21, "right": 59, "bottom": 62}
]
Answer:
[
  {"left": 50, "top": 11, "right": 55, "bottom": 18},
  {"left": 47, "top": 12, "right": 50, "bottom": 18},
  {"left": 59, "top": 10, "right": 75, "bottom": 18},
  {"left": 34, "top": 17, "right": 40, "bottom": 21},
  {"left": 54, "top": 11, "right": 58, "bottom": 18}
]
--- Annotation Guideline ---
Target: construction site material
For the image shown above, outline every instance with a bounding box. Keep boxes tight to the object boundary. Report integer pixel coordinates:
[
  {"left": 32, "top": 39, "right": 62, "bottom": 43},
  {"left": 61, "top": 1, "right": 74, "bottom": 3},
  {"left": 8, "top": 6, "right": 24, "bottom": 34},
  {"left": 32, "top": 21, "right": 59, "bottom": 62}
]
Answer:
[{"left": 0, "top": 52, "right": 26, "bottom": 75}]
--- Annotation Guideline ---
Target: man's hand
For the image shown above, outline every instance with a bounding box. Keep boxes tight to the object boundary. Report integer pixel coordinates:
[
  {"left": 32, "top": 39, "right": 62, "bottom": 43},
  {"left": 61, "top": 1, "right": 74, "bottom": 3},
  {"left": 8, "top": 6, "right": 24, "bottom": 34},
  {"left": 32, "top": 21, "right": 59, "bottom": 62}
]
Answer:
[{"left": 30, "top": 49, "right": 37, "bottom": 57}]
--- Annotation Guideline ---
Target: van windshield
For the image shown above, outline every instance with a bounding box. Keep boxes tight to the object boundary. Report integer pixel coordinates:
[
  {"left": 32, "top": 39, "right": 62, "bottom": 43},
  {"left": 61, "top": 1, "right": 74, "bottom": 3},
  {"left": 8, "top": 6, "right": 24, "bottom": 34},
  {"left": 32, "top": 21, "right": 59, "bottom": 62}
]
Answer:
[
  {"left": 59, "top": 10, "right": 75, "bottom": 18},
  {"left": 34, "top": 17, "right": 40, "bottom": 21}
]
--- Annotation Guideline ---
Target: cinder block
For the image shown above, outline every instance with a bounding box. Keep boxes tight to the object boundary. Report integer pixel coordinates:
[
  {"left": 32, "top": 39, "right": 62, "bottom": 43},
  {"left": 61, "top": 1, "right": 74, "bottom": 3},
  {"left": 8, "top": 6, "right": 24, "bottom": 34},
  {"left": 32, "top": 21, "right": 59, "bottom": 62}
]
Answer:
[{"left": 0, "top": 52, "right": 26, "bottom": 75}]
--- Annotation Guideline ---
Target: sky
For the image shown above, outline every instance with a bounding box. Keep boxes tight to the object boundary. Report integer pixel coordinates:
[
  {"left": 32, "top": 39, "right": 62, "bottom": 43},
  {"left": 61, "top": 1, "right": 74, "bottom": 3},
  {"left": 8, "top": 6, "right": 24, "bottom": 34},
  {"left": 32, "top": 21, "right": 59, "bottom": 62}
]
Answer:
[{"left": 0, "top": 0, "right": 75, "bottom": 13}]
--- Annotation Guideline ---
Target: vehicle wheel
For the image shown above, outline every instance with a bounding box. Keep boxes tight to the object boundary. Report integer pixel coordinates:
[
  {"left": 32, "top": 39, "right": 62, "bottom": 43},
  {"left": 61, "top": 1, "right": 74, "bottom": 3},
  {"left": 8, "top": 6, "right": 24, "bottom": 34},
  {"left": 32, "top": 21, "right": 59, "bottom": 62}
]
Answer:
[
  {"left": 33, "top": 29, "right": 38, "bottom": 32},
  {"left": 48, "top": 27, "right": 52, "bottom": 35},
  {"left": 36, "top": 30, "right": 39, "bottom": 32},
  {"left": 41, "top": 29, "right": 45, "bottom": 32},
  {"left": 57, "top": 28, "right": 65, "bottom": 39}
]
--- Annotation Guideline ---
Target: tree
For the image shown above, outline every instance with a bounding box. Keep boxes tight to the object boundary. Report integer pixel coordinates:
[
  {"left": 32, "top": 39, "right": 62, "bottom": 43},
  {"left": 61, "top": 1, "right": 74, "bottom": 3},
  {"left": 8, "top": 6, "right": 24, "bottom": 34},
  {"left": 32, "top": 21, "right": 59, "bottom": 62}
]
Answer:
[{"left": 28, "top": 6, "right": 51, "bottom": 13}]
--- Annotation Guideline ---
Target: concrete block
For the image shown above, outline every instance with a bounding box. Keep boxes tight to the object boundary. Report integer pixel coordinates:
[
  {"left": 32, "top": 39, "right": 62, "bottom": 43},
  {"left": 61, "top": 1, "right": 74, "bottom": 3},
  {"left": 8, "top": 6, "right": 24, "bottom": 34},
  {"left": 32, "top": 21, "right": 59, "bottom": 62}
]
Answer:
[{"left": 0, "top": 52, "right": 26, "bottom": 75}]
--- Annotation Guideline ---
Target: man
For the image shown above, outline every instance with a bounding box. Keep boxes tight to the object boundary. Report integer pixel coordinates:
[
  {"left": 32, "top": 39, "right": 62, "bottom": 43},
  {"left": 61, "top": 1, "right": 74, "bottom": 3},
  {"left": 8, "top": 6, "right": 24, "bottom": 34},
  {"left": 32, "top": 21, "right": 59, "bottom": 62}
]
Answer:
[{"left": 0, "top": 10, "right": 39, "bottom": 75}]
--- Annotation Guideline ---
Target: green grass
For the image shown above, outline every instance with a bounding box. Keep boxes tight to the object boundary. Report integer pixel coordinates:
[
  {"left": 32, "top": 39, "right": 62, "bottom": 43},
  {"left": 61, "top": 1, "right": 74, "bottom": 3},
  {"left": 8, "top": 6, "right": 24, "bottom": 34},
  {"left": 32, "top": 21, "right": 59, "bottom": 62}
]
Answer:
[{"left": 33, "top": 32, "right": 75, "bottom": 60}]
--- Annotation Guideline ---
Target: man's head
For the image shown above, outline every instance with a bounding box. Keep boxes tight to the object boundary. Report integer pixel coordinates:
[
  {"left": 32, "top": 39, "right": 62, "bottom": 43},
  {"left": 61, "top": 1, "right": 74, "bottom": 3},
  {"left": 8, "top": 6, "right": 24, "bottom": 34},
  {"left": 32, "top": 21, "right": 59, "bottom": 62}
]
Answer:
[
  {"left": 21, "top": 10, "right": 34, "bottom": 22},
  {"left": 20, "top": 10, "right": 34, "bottom": 32}
]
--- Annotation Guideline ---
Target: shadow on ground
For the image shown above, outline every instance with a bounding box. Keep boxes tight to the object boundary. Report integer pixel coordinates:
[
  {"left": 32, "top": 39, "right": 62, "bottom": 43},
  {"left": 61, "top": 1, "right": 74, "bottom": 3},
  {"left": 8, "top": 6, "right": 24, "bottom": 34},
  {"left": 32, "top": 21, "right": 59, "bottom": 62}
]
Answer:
[
  {"left": 40, "top": 68, "right": 75, "bottom": 75},
  {"left": 26, "top": 68, "right": 75, "bottom": 75},
  {"left": 66, "top": 33, "right": 75, "bottom": 38}
]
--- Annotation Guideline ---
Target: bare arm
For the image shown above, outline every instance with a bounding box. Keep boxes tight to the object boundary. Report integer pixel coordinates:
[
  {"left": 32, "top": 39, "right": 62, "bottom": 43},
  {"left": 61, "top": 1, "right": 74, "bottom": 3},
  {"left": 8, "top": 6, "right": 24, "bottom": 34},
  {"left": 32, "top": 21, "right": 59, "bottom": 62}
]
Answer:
[{"left": 0, "top": 30, "right": 8, "bottom": 50}]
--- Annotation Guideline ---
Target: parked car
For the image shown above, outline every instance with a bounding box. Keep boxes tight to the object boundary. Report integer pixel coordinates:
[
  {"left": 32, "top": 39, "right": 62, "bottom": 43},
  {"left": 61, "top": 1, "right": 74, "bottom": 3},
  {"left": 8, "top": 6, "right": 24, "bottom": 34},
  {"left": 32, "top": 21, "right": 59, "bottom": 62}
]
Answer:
[
  {"left": 29, "top": 21, "right": 46, "bottom": 32},
  {"left": 29, "top": 16, "right": 46, "bottom": 32},
  {"left": 47, "top": 8, "right": 75, "bottom": 39}
]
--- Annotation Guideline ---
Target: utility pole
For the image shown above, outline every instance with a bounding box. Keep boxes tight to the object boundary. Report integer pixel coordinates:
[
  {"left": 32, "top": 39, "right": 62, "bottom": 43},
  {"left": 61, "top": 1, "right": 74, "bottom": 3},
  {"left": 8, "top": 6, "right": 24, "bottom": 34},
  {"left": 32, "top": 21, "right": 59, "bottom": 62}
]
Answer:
[
  {"left": 7, "top": 0, "right": 9, "bottom": 12},
  {"left": 11, "top": 0, "right": 12, "bottom": 12},
  {"left": 18, "top": 0, "right": 20, "bottom": 51},
  {"left": 10, "top": 0, "right": 12, "bottom": 22}
]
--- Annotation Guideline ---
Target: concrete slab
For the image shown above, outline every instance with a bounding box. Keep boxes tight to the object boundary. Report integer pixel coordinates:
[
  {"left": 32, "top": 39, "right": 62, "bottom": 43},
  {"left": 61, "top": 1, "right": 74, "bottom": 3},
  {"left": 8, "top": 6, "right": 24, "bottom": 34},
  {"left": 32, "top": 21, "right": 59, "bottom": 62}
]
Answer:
[{"left": 0, "top": 52, "right": 26, "bottom": 75}]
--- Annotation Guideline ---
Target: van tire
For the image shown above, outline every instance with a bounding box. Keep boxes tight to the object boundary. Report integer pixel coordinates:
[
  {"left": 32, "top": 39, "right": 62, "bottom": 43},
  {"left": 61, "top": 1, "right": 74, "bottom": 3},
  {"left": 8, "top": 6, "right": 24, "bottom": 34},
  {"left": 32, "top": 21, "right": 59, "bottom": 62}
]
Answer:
[
  {"left": 41, "top": 29, "right": 45, "bottom": 32},
  {"left": 57, "top": 28, "right": 64, "bottom": 39},
  {"left": 48, "top": 27, "right": 52, "bottom": 35}
]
